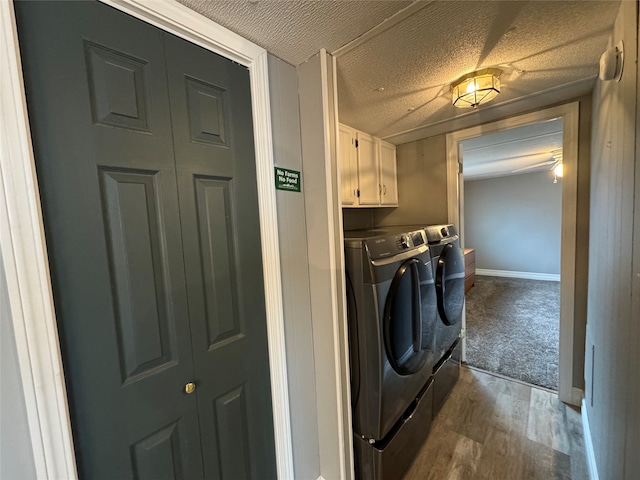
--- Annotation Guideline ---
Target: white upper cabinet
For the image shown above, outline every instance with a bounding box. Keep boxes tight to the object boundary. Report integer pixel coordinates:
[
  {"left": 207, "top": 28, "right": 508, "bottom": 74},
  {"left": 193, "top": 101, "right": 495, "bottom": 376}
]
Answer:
[
  {"left": 338, "top": 123, "right": 398, "bottom": 208},
  {"left": 356, "top": 131, "right": 379, "bottom": 205},
  {"left": 338, "top": 124, "right": 358, "bottom": 206},
  {"left": 378, "top": 139, "right": 398, "bottom": 206}
]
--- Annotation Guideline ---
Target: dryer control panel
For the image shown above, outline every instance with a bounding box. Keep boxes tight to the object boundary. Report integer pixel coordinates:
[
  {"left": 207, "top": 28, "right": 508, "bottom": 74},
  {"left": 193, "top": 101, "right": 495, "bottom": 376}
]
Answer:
[
  {"left": 366, "top": 229, "right": 427, "bottom": 260},
  {"left": 398, "top": 231, "right": 425, "bottom": 249}
]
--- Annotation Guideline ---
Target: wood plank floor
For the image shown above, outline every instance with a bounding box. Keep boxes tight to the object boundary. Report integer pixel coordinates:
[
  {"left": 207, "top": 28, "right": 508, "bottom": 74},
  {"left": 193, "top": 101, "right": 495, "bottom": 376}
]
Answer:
[{"left": 402, "top": 367, "right": 588, "bottom": 480}]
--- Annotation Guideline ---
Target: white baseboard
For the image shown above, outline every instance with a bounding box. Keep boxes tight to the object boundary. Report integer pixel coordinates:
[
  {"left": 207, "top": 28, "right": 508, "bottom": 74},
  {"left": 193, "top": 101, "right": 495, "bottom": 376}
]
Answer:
[
  {"left": 582, "top": 399, "right": 599, "bottom": 480},
  {"left": 476, "top": 268, "right": 561, "bottom": 282}
]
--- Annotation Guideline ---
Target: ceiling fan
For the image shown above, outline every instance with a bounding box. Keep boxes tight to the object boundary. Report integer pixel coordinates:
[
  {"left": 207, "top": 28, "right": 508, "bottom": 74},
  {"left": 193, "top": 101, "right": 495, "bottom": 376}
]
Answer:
[
  {"left": 511, "top": 159, "right": 557, "bottom": 173},
  {"left": 511, "top": 148, "right": 562, "bottom": 174}
]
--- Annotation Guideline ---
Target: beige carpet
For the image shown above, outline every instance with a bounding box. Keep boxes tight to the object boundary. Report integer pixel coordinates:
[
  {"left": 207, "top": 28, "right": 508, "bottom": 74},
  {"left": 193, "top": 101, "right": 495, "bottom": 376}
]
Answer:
[{"left": 464, "top": 275, "right": 560, "bottom": 390}]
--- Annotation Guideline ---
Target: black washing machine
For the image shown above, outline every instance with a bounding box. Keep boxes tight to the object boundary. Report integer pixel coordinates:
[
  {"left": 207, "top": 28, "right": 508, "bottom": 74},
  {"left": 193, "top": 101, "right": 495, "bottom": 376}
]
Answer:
[
  {"left": 344, "top": 228, "right": 438, "bottom": 479},
  {"left": 424, "top": 224, "right": 465, "bottom": 417}
]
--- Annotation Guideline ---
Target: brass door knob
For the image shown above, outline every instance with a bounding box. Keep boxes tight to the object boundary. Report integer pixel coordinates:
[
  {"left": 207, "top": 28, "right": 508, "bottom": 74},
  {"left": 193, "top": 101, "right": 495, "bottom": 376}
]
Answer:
[{"left": 184, "top": 382, "right": 197, "bottom": 394}]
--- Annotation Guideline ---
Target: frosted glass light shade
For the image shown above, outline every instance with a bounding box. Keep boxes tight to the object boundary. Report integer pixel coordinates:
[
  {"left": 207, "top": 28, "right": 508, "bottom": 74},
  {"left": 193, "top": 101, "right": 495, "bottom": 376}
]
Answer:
[{"left": 451, "top": 68, "right": 502, "bottom": 108}]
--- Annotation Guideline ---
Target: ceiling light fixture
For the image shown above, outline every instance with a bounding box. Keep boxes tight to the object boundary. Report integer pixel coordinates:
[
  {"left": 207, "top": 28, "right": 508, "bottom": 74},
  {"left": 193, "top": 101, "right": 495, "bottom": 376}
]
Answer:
[{"left": 451, "top": 68, "right": 502, "bottom": 108}]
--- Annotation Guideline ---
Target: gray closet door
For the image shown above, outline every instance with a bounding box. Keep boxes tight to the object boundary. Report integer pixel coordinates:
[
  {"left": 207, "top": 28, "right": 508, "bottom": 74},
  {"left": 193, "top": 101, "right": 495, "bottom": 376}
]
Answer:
[
  {"left": 15, "top": 1, "right": 276, "bottom": 478},
  {"left": 164, "top": 31, "right": 276, "bottom": 480}
]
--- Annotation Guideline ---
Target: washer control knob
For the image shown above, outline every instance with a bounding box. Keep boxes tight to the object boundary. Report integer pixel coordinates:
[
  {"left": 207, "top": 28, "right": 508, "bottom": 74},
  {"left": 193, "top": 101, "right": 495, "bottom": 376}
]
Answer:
[{"left": 400, "top": 235, "right": 409, "bottom": 248}]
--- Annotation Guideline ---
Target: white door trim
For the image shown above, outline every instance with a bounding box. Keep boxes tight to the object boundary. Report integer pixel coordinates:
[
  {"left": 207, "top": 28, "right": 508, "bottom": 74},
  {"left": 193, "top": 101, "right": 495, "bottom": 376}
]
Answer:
[
  {"left": 446, "top": 102, "right": 580, "bottom": 405},
  {"left": 0, "top": 0, "right": 293, "bottom": 478}
]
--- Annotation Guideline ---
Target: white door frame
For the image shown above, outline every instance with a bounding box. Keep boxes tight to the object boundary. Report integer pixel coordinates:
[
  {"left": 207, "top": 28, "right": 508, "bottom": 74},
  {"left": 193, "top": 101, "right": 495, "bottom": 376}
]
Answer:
[
  {"left": 0, "top": 1, "right": 293, "bottom": 478},
  {"left": 445, "top": 102, "right": 581, "bottom": 406}
]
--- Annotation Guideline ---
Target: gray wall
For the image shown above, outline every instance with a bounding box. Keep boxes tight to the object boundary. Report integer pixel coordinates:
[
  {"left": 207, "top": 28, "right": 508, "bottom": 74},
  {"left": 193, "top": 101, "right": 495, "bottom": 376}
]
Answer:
[
  {"left": 464, "top": 170, "right": 562, "bottom": 274},
  {"left": 342, "top": 207, "right": 375, "bottom": 231},
  {"left": 1, "top": 252, "right": 37, "bottom": 479},
  {"left": 268, "top": 54, "right": 320, "bottom": 479},
  {"left": 375, "top": 134, "right": 449, "bottom": 227},
  {"left": 585, "top": 1, "right": 639, "bottom": 479},
  {"left": 342, "top": 133, "right": 449, "bottom": 231}
]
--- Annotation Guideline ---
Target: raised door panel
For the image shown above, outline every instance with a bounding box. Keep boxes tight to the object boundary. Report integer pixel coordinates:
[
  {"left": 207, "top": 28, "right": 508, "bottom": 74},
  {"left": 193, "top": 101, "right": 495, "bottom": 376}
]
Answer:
[
  {"left": 379, "top": 139, "right": 398, "bottom": 206},
  {"left": 339, "top": 123, "right": 358, "bottom": 206},
  {"left": 193, "top": 176, "right": 244, "bottom": 349},
  {"left": 85, "top": 42, "right": 150, "bottom": 132},
  {"left": 16, "top": 2, "right": 204, "bottom": 478},
  {"left": 130, "top": 420, "right": 190, "bottom": 480},
  {"left": 99, "top": 169, "right": 178, "bottom": 383},
  {"left": 214, "top": 385, "right": 253, "bottom": 478},
  {"left": 357, "top": 131, "right": 380, "bottom": 205},
  {"left": 164, "top": 33, "right": 277, "bottom": 479}
]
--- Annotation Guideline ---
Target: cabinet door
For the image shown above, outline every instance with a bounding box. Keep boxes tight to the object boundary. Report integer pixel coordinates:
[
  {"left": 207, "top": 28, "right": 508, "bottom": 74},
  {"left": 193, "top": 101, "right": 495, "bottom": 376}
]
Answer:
[
  {"left": 357, "top": 131, "right": 380, "bottom": 205},
  {"left": 379, "top": 139, "right": 398, "bottom": 206},
  {"left": 339, "top": 124, "right": 358, "bottom": 205}
]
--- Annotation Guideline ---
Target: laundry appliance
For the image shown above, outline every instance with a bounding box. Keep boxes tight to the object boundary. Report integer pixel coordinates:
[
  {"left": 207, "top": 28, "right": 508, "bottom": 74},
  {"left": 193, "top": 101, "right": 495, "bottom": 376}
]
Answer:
[
  {"left": 424, "top": 224, "right": 465, "bottom": 417},
  {"left": 344, "top": 228, "right": 438, "bottom": 479}
]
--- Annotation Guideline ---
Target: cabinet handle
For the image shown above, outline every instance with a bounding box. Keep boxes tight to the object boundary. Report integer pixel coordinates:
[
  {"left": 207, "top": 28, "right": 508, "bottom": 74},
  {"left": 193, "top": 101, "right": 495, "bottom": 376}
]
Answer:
[
  {"left": 383, "top": 184, "right": 387, "bottom": 195},
  {"left": 378, "top": 184, "right": 382, "bottom": 196}
]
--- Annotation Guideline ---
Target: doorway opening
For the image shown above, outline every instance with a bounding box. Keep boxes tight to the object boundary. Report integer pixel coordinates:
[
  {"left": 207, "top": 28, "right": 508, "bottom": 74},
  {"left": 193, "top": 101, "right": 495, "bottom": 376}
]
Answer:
[
  {"left": 445, "top": 102, "right": 582, "bottom": 406},
  {"left": 459, "top": 118, "right": 563, "bottom": 391}
]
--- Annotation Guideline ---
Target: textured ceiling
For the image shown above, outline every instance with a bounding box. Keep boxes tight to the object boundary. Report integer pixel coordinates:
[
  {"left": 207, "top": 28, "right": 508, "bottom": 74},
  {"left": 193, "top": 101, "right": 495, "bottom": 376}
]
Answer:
[
  {"left": 461, "top": 118, "right": 563, "bottom": 180},
  {"left": 176, "top": 0, "right": 620, "bottom": 143},
  {"left": 336, "top": 0, "right": 620, "bottom": 139},
  {"left": 176, "top": 0, "right": 412, "bottom": 66}
]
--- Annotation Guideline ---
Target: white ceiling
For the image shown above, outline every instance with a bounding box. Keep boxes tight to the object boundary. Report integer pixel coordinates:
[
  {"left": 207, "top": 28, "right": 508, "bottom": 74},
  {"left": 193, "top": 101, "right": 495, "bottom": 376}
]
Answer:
[
  {"left": 336, "top": 1, "right": 619, "bottom": 139},
  {"left": 177, "top": 0, "right": 619, "bottom": 138},
  {"left": 461, "top": 117, "right": 563, "bottom": 180},
  {"left": 176, "top": 0, "right": 413, "bottom": 65},
  {"left": 176, "top": 0, "right": 619, "bottom": 172}
]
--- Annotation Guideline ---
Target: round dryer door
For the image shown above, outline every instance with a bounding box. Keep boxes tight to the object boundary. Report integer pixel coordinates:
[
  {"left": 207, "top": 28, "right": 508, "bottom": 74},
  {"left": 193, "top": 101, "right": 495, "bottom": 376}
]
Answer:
[
  {"left": 383, "top": 258, "right": 430, "bottom": 376},
  {"left": 435, "top": 243, "right": 465, "bottom": 326}
]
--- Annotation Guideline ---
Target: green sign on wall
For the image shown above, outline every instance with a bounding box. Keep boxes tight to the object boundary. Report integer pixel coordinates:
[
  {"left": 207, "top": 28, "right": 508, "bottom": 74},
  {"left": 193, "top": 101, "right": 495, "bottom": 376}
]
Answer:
[{"left": 274, "top": 167, "right": 301, "bottom": 192}]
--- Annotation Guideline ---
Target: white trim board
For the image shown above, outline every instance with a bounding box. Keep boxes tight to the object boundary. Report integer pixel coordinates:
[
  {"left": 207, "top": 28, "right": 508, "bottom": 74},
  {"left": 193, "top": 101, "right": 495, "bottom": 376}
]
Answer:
[
  {"left": 332, "top": 1, "right": 432, "bottom": 59},
  {"left": 298, "top": 50, "right": 353, "bottom": 480},
  {"left": 446, "top": 102, "right": 581, "bottom": 406},
  {"left": 1, "top": 1, "right": 294, "bottom": 478},
  {"left": 1, "top": 2, "right": 77, "bottom": 476},
  {"left": 582, "top": 399, "right": 599, "bottom": 480},
  {"left": 329, "top": 53, "right": 355, "bottom": 480},
  {"left": 476, "top": 269, "right": 561, "bottom": 282}
]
